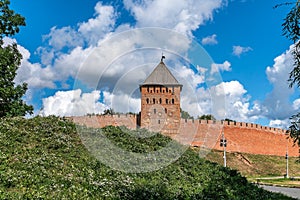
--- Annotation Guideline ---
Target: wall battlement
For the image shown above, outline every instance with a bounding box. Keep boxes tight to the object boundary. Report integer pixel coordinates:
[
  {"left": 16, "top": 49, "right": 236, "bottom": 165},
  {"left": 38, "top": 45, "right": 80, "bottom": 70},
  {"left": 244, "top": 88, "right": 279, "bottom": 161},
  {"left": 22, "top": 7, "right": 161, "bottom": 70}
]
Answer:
[
  {"left": 180, "top": 119, "right": 286, "bottom": 134},
  {"left": 69, "top": 115, "right": 299, "bottom": 157}
]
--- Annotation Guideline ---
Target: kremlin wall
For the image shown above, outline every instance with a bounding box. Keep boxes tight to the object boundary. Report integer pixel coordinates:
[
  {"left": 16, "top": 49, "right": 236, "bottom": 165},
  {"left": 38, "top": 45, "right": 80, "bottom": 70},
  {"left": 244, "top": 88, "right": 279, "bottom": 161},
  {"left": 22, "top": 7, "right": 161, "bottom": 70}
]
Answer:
[
  {"left": 70, "top": 114, "right": 299, "bottom": 157},
  {"left": 70, "top": 58, "right": 299, "bottom": 157}
]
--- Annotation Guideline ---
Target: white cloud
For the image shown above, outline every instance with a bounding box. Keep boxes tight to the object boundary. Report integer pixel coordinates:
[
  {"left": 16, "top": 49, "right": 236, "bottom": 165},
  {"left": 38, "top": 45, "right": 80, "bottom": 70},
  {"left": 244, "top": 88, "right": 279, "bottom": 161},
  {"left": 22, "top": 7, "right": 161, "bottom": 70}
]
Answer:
[
  {"left": 43, "top": 26, "right": 83, "bottom": 51},
  {"left": 124, "top": 0, "right": 223, "bottom": 36},
  {"left": 269, "top": 119, "right": 290, "bottom": 129},
  {"left": 179, "top": 79, "right": 255, "bottom": 122},
  {"left": 201, "top": 34, "right": 218, "bottom": 45},
  {"left": 2, "top": 37, "right": 57, "bottom": 89},
  {"left": 78, "top": 2, "right": 116, "bottom": 46},
  {"left": 232, "top": 45, "right": 252, "bottom": 57},
  {"left": 293, "top": 98, "right": 300, "bottom": 110},
  {"left": 262, "top": 44, "right": 298, "bottom": 120},
  {"left": 217, "top": 80, "right": 247, "bottom": 97},
  {"left": 103, "top": 91, "right": 140, "bottom": 114},
  {"left": 37, "top": 2, "right": 117, "bottom": 67},
  {"left": 211, "top": 60, "right": 231, "bottom": 74},
  {"left": 212, "top": 80, "right": 256, "bottom": 121},
  {"left": 40, "top": 89, "right": 107, "bottom": 116},
  {"left": 39, "top": 89, "right": 141, "bottom": 117}
]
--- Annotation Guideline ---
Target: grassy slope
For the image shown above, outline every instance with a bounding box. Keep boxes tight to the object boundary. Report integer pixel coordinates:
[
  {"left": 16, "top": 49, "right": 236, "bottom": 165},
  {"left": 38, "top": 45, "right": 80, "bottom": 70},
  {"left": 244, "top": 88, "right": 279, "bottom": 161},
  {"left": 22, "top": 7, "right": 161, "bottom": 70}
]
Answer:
[
  {"left": 0, "top": 116, "right": 295, "bottom": 199},
  {"left": 206, "top": 150, "right": 300, "bottom": 178}
]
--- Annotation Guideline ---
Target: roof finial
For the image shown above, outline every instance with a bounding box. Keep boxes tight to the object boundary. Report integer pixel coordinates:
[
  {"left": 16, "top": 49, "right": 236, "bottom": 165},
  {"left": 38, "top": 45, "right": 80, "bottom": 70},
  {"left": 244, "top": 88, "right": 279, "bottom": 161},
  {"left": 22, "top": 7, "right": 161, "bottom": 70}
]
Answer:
[{"left": 161, "top": 53, "right": 165, "bottom": 62}]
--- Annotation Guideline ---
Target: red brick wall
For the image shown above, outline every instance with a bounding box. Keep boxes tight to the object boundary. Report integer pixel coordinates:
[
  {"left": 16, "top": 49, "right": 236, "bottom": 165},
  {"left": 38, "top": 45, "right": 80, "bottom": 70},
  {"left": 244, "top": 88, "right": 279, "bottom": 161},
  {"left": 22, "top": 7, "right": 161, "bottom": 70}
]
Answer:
[
  {"left": 70, "top": 114, "right": 137, "bottom": 129},
  {"left": 181, "top": 120, "right": 298, "bottom": 157},
  {"left": 69, "top": 116, "right": 299, "bottom": 157}
]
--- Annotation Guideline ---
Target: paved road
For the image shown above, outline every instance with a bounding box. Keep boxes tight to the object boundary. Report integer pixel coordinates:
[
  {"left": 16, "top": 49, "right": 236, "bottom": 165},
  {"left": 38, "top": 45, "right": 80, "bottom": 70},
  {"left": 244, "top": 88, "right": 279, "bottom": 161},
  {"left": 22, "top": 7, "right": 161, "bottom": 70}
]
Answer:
[{"left": 260, "top": 185, "right": 300, "bottom": 199}]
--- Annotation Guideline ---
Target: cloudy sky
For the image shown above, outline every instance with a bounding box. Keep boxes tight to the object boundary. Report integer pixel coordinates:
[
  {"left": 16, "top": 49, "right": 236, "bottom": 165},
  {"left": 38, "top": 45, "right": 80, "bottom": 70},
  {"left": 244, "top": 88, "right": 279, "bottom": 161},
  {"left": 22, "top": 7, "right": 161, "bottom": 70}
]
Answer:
[{"left": 9, "top": 0, "right": 299, "bottom": 128}]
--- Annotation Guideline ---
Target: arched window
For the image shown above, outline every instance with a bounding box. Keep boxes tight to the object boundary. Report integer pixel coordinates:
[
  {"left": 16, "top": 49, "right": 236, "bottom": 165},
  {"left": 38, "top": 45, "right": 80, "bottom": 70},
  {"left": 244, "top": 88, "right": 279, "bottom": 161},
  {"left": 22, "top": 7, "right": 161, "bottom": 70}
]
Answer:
[
  {"left": 172, "top": 99, "right": 174, "bottom": 104},
  {"left": 165, "top": 108, "right": 167, "bottom": 113},
  {"left": 158, "top": 120, "right": 160, "bottom": 124},
  {"left": 159, "top": 98, "right": 162, "bottom": 104},
  {"left": 154, "top": 109, "right": 156, "bottom": 114},
  {"left": 146, "top": 98, "right": 149, "bottom": 104},
  {"left": 153, "top": 98, "right": 156, "bottom": 104},
  {"left": 166, "top": 99, "right": 169, "bottom": 104}
]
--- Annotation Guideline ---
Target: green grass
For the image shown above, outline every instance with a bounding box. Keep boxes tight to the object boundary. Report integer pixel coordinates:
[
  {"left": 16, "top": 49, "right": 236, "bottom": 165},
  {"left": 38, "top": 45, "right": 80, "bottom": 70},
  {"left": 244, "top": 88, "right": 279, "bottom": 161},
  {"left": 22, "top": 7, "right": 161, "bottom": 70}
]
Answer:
[
  {"left": 253, "top": 178, "right": 300, "bottom": 188},
  {"left": 205, "top": 150, "right": 300, "bottom": 178},
  {"left": 0, "top": 116, "right": 296, "bottom": 199}
]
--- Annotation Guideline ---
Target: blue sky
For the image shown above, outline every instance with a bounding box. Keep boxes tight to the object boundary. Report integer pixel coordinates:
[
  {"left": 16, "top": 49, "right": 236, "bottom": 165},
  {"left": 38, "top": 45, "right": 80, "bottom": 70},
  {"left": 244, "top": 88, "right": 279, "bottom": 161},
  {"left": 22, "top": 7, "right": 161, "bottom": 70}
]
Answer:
[{"left": 8, "top": 0, "right": 299, "bottom": 128}]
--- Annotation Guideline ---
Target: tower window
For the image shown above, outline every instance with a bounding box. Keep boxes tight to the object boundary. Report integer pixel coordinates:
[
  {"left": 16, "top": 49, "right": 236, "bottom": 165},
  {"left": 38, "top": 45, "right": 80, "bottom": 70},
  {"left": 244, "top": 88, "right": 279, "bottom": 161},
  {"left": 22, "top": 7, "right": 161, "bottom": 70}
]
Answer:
[
  {"left": 166, "top": 99, "right": 169, "bottom": 104},
  {"left": 146, "top": 98, "right": 149, "bottom": 104},
  {"left": 159, "top": 98, "right": 162, "bottom": 104},
  {"left": 172, "top": 99, "right": 174, "bottom": 104},
  {"left": 165, "top": 108, "right": 167, "bottom": 113},
  {"left": 154, "top": 109, "right": 156, "bottom": 114},
  {"left": 153, "top": 98, "right": 156, "bottom": 104}
]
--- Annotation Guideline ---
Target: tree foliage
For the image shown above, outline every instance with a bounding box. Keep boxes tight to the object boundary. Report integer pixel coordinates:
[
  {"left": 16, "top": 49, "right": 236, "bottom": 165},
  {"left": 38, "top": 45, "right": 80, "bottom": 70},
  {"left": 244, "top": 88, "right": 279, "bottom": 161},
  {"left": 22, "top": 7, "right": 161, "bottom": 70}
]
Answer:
[
  {"left": 281, "top": 1, "right": 300, "bottom": 88},
  {"left": 277, "top": 1, "right": 300, "bottom": 148},
  {"left": 198, "top": 114, "right": 216, "bottom": 121},
  {"left": 0, "top": 0, "right": 33, "bottom": 117},
  {"left": 288, "top": 113, "right": 300, "bottom": 147},
  {"left": 180, "top": 108, "right": 194, "bottom": 119}
]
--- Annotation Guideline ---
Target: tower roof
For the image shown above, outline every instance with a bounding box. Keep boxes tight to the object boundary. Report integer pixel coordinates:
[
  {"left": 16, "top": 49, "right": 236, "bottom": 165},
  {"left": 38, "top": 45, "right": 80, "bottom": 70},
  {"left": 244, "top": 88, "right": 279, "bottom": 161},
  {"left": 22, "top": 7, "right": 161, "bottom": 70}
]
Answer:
[{"left": 141, "top": 59, "right": 182, "bottom": 87}]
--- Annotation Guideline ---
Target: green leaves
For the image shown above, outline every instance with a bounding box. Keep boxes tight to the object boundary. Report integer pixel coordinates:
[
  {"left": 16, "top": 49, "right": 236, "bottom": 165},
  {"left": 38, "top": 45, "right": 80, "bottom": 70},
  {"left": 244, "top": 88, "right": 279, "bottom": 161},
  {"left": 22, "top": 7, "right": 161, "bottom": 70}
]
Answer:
[
  {"left": 0, "top": 0, "right": 25, "bottom": 39},
  {"left": 282, "top": 2, "right": 300, "bottom": 42},
  {"left": 278, "top": 1, "right": 300, "bottom": 151},
  {"left": 288, "top": 112, "right": 300, "bottom": 147},
  {"left": 0, "top": 0, "right": 32, "bottom": 117}
]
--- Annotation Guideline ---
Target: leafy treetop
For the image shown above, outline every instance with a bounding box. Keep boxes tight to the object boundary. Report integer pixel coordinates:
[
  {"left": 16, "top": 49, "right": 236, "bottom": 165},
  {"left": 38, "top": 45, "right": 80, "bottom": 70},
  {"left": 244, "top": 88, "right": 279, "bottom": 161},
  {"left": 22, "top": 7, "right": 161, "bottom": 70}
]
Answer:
[{"left": 0, "top": 0, "right": 33, "bottom": 117}]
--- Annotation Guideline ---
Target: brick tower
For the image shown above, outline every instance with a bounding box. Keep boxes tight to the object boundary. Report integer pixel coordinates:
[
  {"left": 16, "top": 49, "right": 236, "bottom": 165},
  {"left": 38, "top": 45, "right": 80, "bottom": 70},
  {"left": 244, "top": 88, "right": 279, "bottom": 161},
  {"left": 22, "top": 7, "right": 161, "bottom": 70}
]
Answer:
[{"left": 139, "top": 56, "right": 182, "bottom": 134}]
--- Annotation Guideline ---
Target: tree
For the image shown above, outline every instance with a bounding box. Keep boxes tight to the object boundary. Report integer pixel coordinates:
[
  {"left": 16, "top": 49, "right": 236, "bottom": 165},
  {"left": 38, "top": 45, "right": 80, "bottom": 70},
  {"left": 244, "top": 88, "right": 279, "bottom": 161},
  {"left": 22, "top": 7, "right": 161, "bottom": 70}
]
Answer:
[
  {"left": 223, "top": 118, "right": 236, "bottom": 122},
  {"left": 289, "top": 113, "right": 300, "bottom": 147},
  {"left": 180, "top": 108, "right": 194, "bottom": 119},
  {"left": 103, "top": 108, "right": 115, "bottom": 115},
  {"left": 0, "top": 0, "right": 33, "bottom": 117},
  {"left": 277, "top": 1, "right": 300, "bottom": 148},
  {"left": 198, "top": 114, "right": 216, "bottom": 121}
]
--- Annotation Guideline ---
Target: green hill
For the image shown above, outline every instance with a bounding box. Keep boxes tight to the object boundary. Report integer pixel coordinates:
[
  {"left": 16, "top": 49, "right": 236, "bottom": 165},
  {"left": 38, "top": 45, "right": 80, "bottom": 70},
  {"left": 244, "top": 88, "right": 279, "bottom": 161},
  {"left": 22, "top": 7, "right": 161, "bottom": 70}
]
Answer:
[{"left": 0, "top": 116, "right": 295, "bottom": 199}]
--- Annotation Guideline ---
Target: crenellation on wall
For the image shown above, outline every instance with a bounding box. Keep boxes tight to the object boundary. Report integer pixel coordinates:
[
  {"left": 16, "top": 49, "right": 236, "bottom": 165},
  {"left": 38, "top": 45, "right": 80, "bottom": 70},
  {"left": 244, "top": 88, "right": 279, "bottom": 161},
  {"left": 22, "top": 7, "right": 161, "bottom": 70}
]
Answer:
[
  {"left": 69, "top": 114, "right": 298, "bottom": 157},
  {"left": 199, "top": 120, "right": 207, "bottom": 124}
]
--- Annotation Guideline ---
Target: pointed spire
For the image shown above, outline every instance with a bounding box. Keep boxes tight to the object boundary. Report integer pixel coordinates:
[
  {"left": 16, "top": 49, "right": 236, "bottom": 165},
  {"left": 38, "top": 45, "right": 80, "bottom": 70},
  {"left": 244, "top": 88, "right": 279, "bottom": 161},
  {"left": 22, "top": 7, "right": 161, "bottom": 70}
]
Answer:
[
  {"left": 161, "top": 53, "right": 165, "bottom": 62},
  {"left": 141, "top": 57, "right": 182, "bottom": 88}
]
